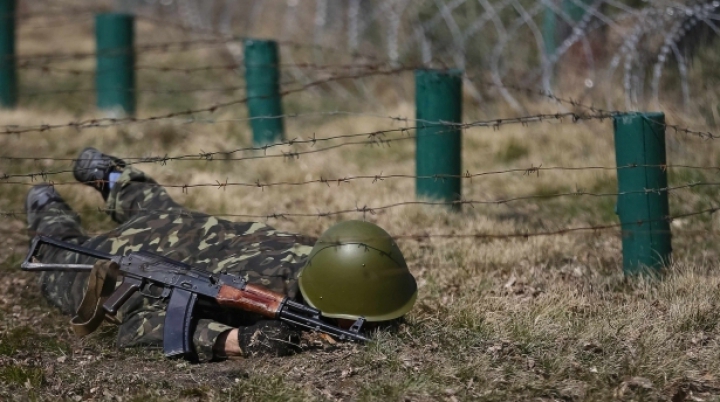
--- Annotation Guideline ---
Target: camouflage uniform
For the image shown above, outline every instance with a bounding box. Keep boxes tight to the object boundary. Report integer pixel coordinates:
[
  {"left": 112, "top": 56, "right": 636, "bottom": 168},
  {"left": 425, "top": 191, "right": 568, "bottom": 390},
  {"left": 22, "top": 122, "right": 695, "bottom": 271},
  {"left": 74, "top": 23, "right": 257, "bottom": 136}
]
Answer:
[{"left": 27, "top": 167, "right": 315, "bottom": 362}]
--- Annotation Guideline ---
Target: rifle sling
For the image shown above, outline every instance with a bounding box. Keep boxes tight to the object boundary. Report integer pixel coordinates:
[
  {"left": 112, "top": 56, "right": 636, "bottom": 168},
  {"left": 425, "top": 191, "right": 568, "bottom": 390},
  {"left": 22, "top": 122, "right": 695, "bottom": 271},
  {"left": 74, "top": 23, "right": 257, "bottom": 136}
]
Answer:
[{"left": 70, "top": 260, "right": 120, "bottom": 337}]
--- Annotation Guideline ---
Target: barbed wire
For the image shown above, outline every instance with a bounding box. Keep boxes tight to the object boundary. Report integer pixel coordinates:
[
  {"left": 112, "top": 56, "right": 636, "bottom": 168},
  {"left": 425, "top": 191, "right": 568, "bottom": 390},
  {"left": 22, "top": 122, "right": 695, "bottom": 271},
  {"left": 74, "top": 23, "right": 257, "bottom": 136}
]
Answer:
[
  {"left": 9, "top": 35, "right": 392, "bottom": 64},
  {"left": 16, "top": 61, "right": 391, "bottom": 76},
  {"left": 0, "top": 108, "right": 617, "bottom": 144},
  {"left": 464, "top": 72, "right": 610, "bottom": 113},
  {"left": 0, "top": 134, "right": 415, "bottom": 181},
  {"left": 3, "top": 107, "right": 715, "bottom": 184},
  {"left": 0, "top": 177, "right": 718, "bottom": 209},
  {"left": 130, "top": 12, "right": 386, "bottom": 62},
  {"left": 20, "top": 77, "right": 305, "bottom": 97},
  {"left": 1, "top": 108, "right": 717, "bottom": 190},
  {"left": 16, "top": 61, "right": 621, "bottom": 119},
  {"left": 15, "top": 58, "right": 615, "bottom": 112},
  {"left": 3, "top": 66, "right": 716, "bottom": 143},
  {"left": 3, "top": 156, "right": 720, "bottom": 172},
  {"left": 0, "top": 110, "right": 630, "bottom": 183},
  {"left": 0, "top": 66, "right": 417, "bottom": 135},
  {"left": 1, "top": 7, "right": 385, "bottom": 64},
  {"left": 19, "top": 62, "right": 415, "bottom": 97},
  {"left": 22, "top": 85, "right": 250, "bottom": 97},
  {"left": 392, "top": 206, "right": 720, "bottom": 241},
  {"left": 10, "top": 1, "right": 718, "bottom": 112},
  {"left": 20, "top": 224, "right": 718, "bottom": 245},
  {"left": 461, "top": 72, "right": 720, "bottom": 141},
  {"left": 10, "top": 40, "right": 241, "bottom": 63},
  {"left": 7, "top": 205, "right": 720, "bottom": 243}
]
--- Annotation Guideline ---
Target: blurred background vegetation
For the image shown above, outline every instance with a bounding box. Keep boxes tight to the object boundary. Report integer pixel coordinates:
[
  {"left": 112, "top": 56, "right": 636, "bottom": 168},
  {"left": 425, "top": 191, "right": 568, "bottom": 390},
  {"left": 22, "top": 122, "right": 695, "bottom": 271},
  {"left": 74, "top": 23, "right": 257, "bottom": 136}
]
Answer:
[{"left": 13, "top": 0, "right": 720, "bottom": 125}]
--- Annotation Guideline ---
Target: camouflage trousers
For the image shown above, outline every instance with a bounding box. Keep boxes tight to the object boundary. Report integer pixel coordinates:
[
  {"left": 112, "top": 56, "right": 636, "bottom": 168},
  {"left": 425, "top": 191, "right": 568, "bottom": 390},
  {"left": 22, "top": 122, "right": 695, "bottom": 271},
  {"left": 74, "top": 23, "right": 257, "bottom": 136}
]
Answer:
[
  {"left": 27, "top": 168, "right": 187, "bottom": 316},
  {"left": 26, "top": 168, "right": 232, "bottom": 361}
]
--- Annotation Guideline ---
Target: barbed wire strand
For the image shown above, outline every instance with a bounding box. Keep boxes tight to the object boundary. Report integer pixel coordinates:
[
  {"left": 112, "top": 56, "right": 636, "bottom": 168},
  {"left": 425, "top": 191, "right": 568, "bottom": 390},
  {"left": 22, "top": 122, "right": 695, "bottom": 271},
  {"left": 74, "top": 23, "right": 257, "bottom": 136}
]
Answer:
[
  {"left": 20, "top": 77, "right": 304, "bottom": 97},
  {"left": 0, "top": 178, "right": 717, "bottom": 216},
  {"left": 9, "top": 206, "right": 720, "bottom": 243},
  {"left": 0, "top": 66, "right": 421, "bottom": 135},
  {"left": 3, "top": 65, "right": 716, "bottom": 142},
  {"left": 0, "top": 110, "right": 709, "bottom": 184},
  {"left": 3, "top": 163, "right": 720, "bottom": 187},
  {"left": 16, "top": 61, "right": 391, "bottom": 76},
  {"left": 9, "top": 34, "right": 393, "bottom": 63},
  {"left": 0, "top": 111, "right": 628, "bottom": 182}
]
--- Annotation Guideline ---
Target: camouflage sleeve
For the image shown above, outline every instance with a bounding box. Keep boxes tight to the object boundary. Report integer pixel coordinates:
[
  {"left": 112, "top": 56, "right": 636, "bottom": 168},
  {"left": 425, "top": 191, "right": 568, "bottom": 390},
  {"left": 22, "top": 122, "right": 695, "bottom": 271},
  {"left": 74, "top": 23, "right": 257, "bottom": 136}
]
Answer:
[
  {"left": 193, "top": 319, "right": 234, "bottom": 361},
  {"left": 116, "top": 293, "right": 234, "bottom": 362}
]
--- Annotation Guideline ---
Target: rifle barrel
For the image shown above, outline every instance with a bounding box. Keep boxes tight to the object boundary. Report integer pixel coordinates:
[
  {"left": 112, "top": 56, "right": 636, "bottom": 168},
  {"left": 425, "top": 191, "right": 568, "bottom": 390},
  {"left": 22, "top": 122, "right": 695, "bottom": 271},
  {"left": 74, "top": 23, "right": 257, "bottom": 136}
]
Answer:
[
  {"left": 280, "top": 309, "right": 369, "bottom": 342},
  {"left": 22, "top": 262, "right": 94, "bottom": 271}
]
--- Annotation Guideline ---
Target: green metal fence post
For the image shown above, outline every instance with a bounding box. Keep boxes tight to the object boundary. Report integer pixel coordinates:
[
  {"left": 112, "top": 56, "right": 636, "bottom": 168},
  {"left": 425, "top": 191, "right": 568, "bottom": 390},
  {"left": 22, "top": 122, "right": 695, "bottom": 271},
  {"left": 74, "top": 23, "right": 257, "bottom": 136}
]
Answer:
[
  {"left": 244, "top": 39, "right": 284, "bottom": 145},
  {"left": 542, "top": 5, "right": 557, "bottom": 64},
  {"left": 562, "top": 0, "right": 592, "bottom": 23},
  {"left": 96, "top": 13, "right": 135, "bottom": 116},
  {"left": 415, "top": 69, "right": 463, "bottom": 210},
  {"left": 0, "top": 0, "right": 16, "bottom": 108},
  {"left": 613, "top": 112, "right": 672, "bottom": 276}
]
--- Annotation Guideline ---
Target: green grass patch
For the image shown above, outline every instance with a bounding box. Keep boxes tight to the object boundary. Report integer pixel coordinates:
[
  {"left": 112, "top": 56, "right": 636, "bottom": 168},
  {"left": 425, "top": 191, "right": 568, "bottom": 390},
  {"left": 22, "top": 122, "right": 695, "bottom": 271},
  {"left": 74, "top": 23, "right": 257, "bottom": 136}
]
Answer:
[
  {"left": 0, "top": 327, "right": 36, "bottom": 356},
  {"left": 0, "top": 326, "right": 70, "bottom": 356},
  {"left": 0, "top": 366, "right": 44, "bottom": 389}
]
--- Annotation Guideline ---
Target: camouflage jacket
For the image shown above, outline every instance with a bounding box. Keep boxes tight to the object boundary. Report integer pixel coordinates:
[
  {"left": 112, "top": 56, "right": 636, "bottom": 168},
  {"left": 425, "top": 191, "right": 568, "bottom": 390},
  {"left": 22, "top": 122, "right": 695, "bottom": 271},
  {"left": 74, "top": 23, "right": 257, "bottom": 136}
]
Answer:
[{"left": 33, "top": 167, "right": 316, "bottom": 362}]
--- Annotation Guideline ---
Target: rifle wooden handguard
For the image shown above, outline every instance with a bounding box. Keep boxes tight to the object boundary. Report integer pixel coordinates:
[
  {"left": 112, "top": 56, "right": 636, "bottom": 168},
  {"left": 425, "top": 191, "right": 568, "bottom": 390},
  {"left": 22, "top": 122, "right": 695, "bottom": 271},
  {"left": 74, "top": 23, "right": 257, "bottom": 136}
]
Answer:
[{"left": 215, "top": 284, "right": 285, "bottom": 318}]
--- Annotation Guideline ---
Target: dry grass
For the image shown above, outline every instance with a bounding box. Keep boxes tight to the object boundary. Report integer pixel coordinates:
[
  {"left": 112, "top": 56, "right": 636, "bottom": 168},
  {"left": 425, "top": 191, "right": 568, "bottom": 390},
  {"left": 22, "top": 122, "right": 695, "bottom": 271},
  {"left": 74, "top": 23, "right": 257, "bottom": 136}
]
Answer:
[{"left": 2, "top": 8, "right": 720, "bottom": 402}]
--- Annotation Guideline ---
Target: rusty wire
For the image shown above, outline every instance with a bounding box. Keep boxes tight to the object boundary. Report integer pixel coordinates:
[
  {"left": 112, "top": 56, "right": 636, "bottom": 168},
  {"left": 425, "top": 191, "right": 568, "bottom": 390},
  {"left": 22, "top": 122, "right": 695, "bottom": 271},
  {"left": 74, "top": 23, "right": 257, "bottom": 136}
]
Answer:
[
  {"left": 0, "top": 66, "right": 419, "bottom": 135},
  {"left": 2, "top": 164, "right": 720, "bottom": 190},
  {"left": 0, "top": 110, "right": 628, "bottom": 182},
  {"left": 6, "top": 206, "right": 719, "bottom": 243},
  {"left": 16, "top": 61, "right": 390, "bottom": 76}
]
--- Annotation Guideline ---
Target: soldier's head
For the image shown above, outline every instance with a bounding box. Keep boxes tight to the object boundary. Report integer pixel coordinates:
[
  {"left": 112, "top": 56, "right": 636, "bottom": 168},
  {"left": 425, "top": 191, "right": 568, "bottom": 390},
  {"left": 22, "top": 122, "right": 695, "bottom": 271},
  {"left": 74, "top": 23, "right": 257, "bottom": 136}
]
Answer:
[{"left": 297, "top": 220, "right": 417, "bottom": 330}]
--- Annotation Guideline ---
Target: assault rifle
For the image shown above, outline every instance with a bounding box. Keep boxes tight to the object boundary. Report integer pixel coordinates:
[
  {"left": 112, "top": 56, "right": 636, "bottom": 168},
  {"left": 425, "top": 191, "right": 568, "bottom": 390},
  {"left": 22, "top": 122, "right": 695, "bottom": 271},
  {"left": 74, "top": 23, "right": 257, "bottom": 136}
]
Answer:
[{"left": 21, "top": 235, "right": 368, "bottom": 360}]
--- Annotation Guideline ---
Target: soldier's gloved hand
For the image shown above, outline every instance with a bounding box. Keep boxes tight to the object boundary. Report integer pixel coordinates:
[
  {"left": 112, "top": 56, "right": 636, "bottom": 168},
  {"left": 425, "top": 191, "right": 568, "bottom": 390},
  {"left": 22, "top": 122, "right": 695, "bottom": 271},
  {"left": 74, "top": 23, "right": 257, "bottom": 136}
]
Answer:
[{"left": 237, "top": 320, "right": 301, "bottom": 357}]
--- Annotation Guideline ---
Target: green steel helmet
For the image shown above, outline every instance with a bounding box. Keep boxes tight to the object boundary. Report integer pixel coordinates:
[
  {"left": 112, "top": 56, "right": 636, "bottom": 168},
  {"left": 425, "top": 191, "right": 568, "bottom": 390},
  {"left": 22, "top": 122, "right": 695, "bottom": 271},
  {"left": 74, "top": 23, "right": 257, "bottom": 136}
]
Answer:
[{"left": 298, "top": 220, "right": 418, "bottom": 322}]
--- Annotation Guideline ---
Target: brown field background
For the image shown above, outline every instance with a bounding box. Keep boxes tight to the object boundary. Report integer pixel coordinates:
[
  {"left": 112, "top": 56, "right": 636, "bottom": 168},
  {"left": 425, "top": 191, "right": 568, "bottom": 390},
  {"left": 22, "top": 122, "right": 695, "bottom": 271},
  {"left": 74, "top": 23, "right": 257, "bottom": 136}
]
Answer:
[{"left": 2, "top": 1, "right": 720, "bottom": 401}]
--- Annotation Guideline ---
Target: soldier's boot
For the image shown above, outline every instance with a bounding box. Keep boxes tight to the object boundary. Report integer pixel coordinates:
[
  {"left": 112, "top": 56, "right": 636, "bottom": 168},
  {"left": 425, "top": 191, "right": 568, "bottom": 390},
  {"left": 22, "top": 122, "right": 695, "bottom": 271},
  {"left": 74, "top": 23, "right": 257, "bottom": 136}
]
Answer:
[
  {"left": 25, "top": 183, "right": 84, "bottom": 238},
  {"left": 238, "top": 320, "right": 301, "bottom": 357},
  {"left": 73, "top": 147, "right": 126, "bottom": 200},
  {"left": 25, "top": 184, "right": 70, "bottom": 228},
  {"left": 26, "top": 184, "right": 65, "bottom": 214}
]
